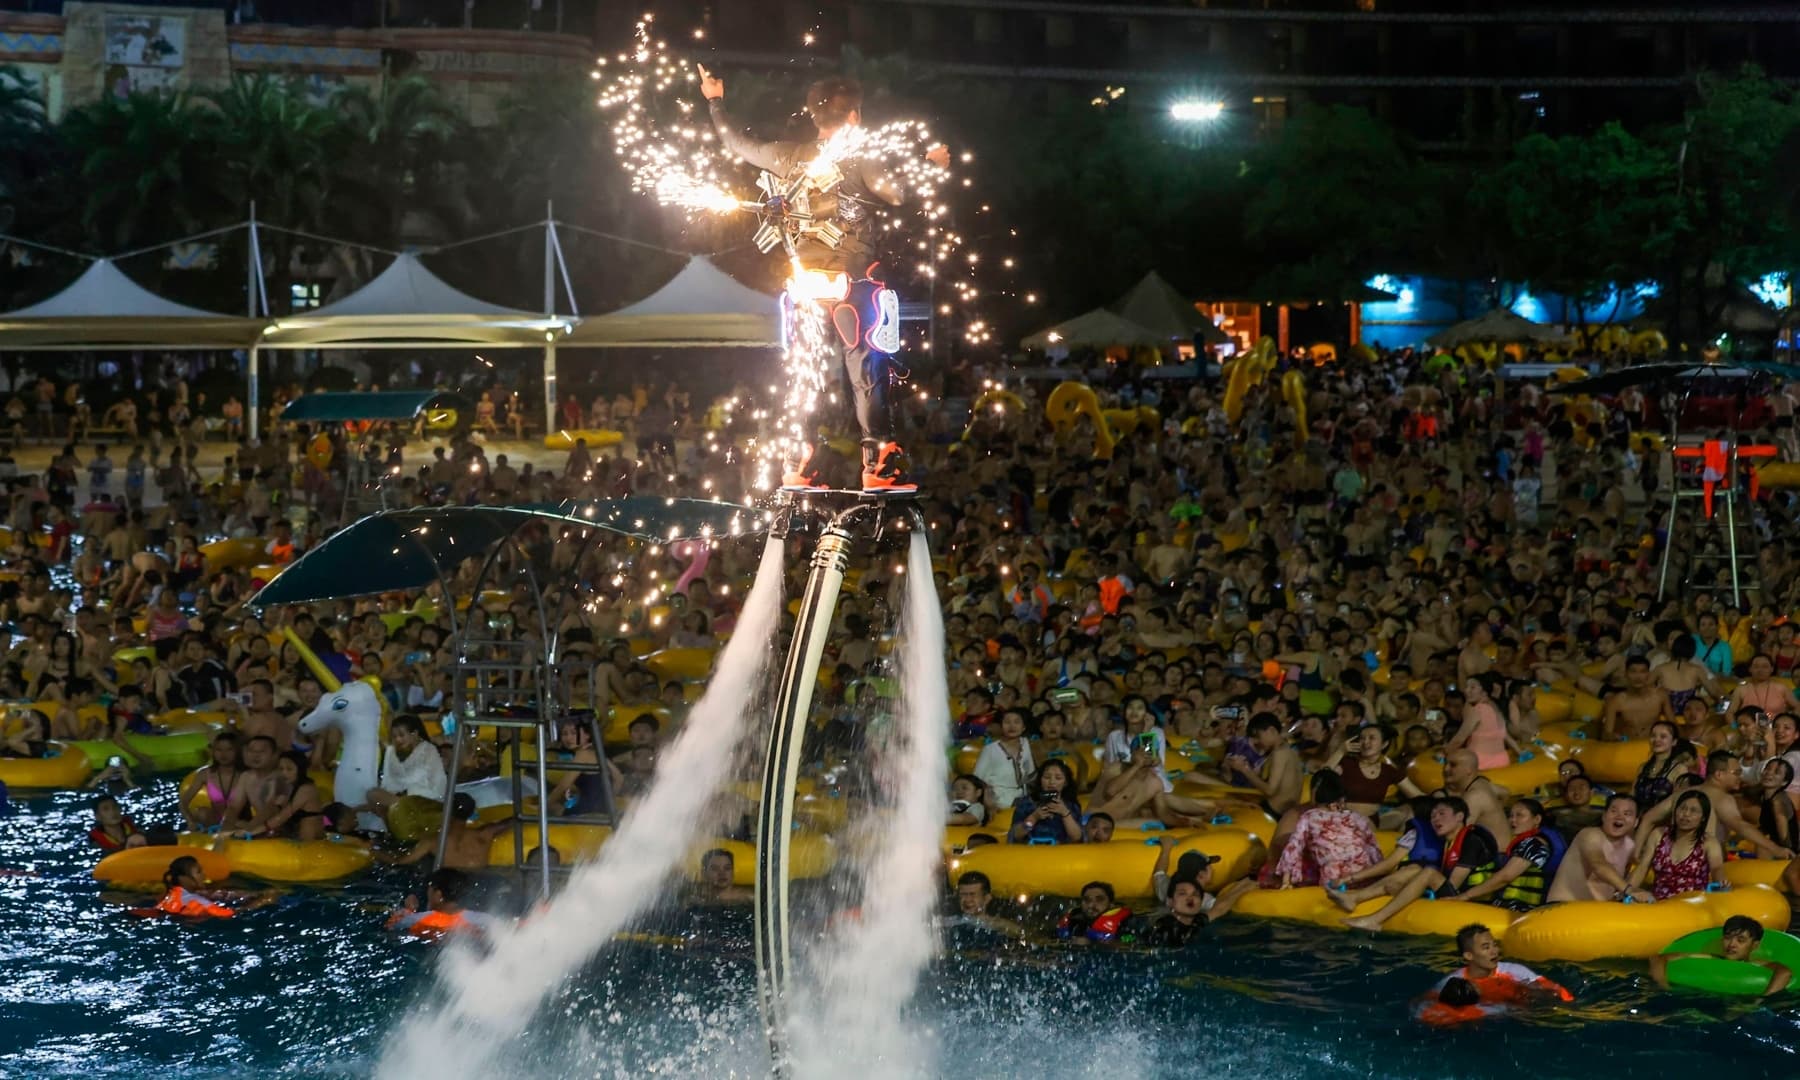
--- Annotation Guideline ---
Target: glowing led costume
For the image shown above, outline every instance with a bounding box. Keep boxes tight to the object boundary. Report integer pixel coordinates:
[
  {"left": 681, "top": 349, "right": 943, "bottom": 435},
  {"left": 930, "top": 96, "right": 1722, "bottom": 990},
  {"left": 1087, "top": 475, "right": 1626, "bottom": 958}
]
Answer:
[{"left": 706, "top": 97, "right": 911, "bottom": 490}]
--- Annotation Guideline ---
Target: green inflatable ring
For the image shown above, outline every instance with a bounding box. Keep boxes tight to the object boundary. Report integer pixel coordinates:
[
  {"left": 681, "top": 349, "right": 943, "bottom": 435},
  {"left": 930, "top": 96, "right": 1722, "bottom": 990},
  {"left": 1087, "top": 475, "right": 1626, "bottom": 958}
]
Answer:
[
  {"left": 70, "top": 730, "right": 215, "bottom": 773},
  {"left": 1661, "top": 927, "right": 1800, "bottom": 996}
]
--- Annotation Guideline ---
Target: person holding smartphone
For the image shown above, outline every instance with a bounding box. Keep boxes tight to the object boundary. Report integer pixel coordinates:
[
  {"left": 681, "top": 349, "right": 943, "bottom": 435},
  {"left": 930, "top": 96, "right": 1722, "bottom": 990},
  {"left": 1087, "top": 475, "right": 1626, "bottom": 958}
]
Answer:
[{"left": 1007, "top": 760, "right": 1083, "bottom": 845}]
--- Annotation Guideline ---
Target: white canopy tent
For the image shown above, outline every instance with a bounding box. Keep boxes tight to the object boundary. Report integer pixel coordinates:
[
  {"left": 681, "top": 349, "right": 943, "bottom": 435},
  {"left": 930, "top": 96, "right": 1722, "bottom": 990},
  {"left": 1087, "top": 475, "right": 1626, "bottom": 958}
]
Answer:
[
  {"left": 1112, "top": 271, "right": 1232, "bottom": 348},
  {"left": 0, "top": 258, "right": 263, "bottom": 348},
  {"left": 0, "top": 219, "right": 803, "bottom": 439},
  {"left": 1020, "top": 308, "right": 1168, "bottom": 351},
  {"left": 567, "top": 256, "right": 779, "bottom": 348},
  {"left": 254, "top": 251, "right": 576, "bottom": 438}
]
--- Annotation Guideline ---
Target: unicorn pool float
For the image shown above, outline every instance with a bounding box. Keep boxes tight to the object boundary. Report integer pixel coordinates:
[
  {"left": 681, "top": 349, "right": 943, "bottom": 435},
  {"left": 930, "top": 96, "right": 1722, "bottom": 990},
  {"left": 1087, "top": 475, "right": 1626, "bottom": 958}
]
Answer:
[{"left": 286, "top": 629, "right": 510, "bottom": 837}]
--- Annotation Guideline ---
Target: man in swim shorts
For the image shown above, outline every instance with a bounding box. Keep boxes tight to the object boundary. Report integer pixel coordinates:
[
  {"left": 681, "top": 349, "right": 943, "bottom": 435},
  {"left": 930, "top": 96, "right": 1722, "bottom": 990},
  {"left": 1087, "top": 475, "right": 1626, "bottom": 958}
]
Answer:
[
  {"left": 1650, "top": 914, "right": 1792, "bottom": 997},
  {"left": 1547, "top": 793, "right": 1651, "bottom": 902}
]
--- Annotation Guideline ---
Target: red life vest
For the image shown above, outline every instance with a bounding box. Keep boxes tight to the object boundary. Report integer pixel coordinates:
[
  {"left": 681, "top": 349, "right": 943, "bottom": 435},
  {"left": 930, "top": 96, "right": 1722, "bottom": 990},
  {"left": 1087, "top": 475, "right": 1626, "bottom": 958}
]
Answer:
[{"left": 89, "top": 818, "right": 141, "bottom": 852}]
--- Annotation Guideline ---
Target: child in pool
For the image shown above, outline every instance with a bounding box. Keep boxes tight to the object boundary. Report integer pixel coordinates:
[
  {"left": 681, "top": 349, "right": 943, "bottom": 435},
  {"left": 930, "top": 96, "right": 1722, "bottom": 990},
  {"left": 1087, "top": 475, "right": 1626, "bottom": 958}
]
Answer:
[{"left": 147, "top": 855, "right": 275, "bottom": 918}]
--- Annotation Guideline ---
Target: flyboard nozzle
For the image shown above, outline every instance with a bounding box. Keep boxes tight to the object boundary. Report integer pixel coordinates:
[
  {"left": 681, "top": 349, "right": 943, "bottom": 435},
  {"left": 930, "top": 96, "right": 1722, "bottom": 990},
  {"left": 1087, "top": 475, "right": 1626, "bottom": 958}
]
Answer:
[{"left": 812, "top": 528, "right": 853, "bottom": 573}]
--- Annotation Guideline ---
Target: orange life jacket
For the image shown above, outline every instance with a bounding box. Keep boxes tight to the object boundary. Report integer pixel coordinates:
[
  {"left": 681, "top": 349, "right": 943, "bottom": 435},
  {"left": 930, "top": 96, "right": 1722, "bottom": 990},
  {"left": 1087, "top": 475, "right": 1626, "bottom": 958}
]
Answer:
[
  {"left": 156, "top": 886, "right": 234, "bottom": 919},
  {"left": 401, "top": 909, "right": 473, "bottom": 938},
  {"left": 1098, "top": 577, "right": 1129, "bottom": 616}
]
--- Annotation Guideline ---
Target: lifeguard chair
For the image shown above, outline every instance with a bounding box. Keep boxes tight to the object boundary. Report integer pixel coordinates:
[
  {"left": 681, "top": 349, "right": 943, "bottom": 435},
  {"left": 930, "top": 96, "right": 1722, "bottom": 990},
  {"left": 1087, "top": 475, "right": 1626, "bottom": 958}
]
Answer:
[{"left": 1657, "top": 436, "right": 1772, "bottom": 607}]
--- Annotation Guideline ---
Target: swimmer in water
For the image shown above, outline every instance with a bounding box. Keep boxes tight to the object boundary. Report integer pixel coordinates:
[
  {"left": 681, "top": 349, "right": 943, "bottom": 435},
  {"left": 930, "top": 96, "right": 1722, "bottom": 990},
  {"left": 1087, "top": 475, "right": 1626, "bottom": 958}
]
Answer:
[
  {"left": 1649, "top": 915, "right": 1792, "bottom": 997},
  {"left": 148, "top": 855, "right": 274, "bottom": 918},
  {"left": 1418, "top": 924, "right": 1572, "bottom": 1023}
]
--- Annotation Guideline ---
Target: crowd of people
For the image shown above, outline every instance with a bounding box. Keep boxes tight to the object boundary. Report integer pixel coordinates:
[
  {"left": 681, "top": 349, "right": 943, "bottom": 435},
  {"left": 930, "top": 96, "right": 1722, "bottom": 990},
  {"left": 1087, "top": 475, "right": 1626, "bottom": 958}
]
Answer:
[{"left": 4, "top": 341, "right": 1799, "bottom": 998}]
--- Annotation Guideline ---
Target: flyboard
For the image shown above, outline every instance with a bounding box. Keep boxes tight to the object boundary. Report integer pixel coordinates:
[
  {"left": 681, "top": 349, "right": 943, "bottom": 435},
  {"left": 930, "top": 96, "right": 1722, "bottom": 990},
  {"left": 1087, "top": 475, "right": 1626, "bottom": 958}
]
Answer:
[{"left": 755, "top": 487, "right": 921, "bottom": 1071}]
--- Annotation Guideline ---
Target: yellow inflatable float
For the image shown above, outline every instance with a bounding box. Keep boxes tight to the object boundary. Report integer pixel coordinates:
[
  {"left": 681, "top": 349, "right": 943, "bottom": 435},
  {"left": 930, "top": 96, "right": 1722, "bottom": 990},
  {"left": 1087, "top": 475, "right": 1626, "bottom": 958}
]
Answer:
[
  {"left": 154, "top": 709, "right": 232, "bottom": 733},
  {"left": 0, "top": 743, "right": 93, "bottom": 790},
  {"left": 543, "top": 429, "right": 625, "bottom": 451},
  {"left": 489, "top": 822, "right": 613, "bottom": 865},
  {"left": 1045, "top": 381, "right": 1116, "bottom": 459},
  {"left": 485, "top": 827, "right": 836, "bottom": 882},
  {"left": 944, "top": 828, "right": 1264, "bottom": 899},
  {"left": 1281, "top": 368, "right": 1308, "bottom": 448},
  {"left": 1234, "top": 886, "right": 1515, "bottom": 941},
  {"left": 200, "top": 537, "right": 264, "bottom": 571},
  {"left": 694, "top": 836, "right": 834, "bottom": 885},
  {"left": 94, "top": 843, "right": 232, "bottom": 887},
  {"left": 1406, "top": 751, "right": 1563, "bottom": 795},
  {"left": 1719, "top": 858, "right": 1791, "bottom": 891},
  {"left": 964, "top": 388, "right": 1026, "bottom": 438},
  {"left": 210, "top": 835, "right": 373, "bottom": 883},
  {"left": 1568, "top": 737, "right": 1653, "bottom": 785},
  {"left": 1535, "top": 687, "right": 1604, "bottom": 724},
  {"left": 640, "top": 647, "right": 715, "bottom": 682},
  {"left": 1505, "top": 886, "right": 1790, "bottom": 963}
]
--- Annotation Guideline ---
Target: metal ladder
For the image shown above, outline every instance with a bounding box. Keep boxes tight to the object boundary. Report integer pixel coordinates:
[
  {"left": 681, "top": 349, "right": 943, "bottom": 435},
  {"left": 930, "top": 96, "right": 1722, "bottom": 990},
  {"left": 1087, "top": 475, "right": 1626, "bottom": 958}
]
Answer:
[
  {"left": 1656, "top": 440, "right": 1764, "bottom": 608},
  {"left": 339, "top": 444, "right": 394, "bottom": 520},
  {"left": 439, "top": 634, "right": 616, "bottom": 901}
]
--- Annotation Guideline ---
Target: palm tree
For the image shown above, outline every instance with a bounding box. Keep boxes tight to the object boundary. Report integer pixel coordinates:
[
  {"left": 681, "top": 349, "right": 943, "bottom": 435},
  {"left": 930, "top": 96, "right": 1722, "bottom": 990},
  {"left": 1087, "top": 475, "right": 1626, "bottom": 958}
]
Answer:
[
  {"left": 205, "top": 74, "right": 337, "bottom": 313},
  {"left": 59, "top": 90, "right": 228, "bottom": 253},
  {"left": 0, "top": 64, "right": 48, "bottom": 232},
  {"left": 327, "top": 75, "right": 470, "bottom": 251}
]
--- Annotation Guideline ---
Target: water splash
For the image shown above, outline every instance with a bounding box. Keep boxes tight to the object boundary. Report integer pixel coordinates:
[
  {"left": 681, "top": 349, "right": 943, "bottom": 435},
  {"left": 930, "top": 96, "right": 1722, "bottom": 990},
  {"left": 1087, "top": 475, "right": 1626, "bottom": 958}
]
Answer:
[
  {"left": 375, "top": 533, "right": 788, "bottom": 1078},
  {"left": 789, "top": 530, "right": 949, "bottom": 1079}
]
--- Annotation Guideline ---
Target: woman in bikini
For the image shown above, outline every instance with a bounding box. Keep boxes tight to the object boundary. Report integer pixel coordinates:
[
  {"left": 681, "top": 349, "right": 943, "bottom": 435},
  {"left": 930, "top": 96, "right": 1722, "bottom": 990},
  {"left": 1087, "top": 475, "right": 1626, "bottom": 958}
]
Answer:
[{"left": 179, "top": 732, "right": 242, "bottom": 829}]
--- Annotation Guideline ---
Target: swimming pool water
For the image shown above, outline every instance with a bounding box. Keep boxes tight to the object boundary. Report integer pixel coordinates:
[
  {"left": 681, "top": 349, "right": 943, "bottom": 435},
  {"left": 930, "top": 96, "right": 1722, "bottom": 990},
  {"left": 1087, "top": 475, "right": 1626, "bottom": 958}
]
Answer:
[{"left": 5, "top": 782, "right": 1799, "bottom": 1079}]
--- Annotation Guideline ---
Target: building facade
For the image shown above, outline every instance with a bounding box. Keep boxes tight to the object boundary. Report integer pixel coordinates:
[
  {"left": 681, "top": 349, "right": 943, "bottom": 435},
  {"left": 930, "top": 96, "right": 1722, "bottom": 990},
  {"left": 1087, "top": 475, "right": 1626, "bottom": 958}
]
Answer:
[
  {"left": 691, "top": 0, "right": 1800, "bottom": 147},
  {"left": 0, "top": 1, "right": 595, "bottom": 123}
]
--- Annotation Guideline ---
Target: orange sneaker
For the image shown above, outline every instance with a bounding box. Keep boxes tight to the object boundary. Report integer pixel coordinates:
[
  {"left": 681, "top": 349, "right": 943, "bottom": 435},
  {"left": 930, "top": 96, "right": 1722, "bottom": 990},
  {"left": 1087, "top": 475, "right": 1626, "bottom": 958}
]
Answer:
[
  {"left": 861, "top": 441, "right": 917, "bottom": 493},
  {"left": 781, "top": 443, "right": 828, "bottom": 491}
]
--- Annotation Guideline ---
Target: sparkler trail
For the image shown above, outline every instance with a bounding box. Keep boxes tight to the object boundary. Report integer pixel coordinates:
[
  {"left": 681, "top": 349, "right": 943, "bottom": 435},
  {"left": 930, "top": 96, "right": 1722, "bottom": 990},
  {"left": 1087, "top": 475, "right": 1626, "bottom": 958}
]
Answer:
[{"left": 594, "top": 16, "right": 1026, "bottom": 488}]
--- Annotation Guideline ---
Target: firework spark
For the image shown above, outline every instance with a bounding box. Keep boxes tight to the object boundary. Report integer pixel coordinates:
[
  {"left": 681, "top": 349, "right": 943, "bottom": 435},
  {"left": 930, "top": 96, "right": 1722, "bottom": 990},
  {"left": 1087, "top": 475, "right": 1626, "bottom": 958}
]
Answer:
[{"left": 595, "top": 16, "right": 1026, "bottom": 485}]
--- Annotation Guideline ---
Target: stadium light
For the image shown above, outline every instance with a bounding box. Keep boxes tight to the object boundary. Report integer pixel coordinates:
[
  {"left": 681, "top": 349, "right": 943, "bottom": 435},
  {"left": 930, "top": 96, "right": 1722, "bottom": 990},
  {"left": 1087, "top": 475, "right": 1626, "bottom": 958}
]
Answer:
[{"left": 1170, "top": 100, "right": 1225, "bottom": 122}]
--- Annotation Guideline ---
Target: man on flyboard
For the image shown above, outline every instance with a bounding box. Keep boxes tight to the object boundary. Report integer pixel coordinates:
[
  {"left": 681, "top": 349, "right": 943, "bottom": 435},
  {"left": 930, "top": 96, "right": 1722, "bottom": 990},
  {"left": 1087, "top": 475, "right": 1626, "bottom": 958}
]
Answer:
[{"left": 700, "top": 66, "right": 947, "bottom": 494}]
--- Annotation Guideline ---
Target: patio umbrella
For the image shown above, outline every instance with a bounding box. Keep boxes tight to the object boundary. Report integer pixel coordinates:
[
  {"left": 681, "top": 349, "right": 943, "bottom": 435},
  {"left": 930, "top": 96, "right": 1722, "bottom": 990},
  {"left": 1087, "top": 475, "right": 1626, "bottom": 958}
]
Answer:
[
  {"left": 1427, "top": 308, "right": 1568, "bottom": 348},
  {"left": 1550, "top": 360, "right": 1800, "bottom": 396}
]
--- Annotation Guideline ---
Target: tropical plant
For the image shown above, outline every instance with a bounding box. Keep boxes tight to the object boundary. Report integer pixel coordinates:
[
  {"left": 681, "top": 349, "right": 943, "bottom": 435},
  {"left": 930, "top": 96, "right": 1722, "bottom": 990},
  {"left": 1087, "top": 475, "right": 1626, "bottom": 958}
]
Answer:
[
  {"left": 205, "top": 74, "right": 338, "bottom": 311},
  {"left": 327, "top": 75, "right": 470, "bottom": 248},
  {"left": 0, "top": 64, "right": 49, "bottom": 232},
  {"left": 58, "top": 90, "right": 230, "bottom": 253}
]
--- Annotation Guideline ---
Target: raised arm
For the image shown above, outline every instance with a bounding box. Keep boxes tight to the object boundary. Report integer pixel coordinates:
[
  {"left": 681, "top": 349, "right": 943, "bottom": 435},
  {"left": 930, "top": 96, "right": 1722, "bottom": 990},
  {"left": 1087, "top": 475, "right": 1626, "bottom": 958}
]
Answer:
[{"left": 701, "top": 68, "right": 793, "bottom": 175}]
